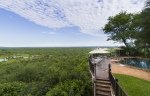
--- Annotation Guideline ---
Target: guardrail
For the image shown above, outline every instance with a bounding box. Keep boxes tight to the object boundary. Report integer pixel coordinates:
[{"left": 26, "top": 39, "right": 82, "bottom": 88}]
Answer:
[
  {"left": 88, "top": 58, "right": 94, "bottom": 74},
  {"left": 88, "top": 57, "right": 96, "bottom": 96},
  {"left": 109, "top": 64, "right": 128, "bottom": 96}
]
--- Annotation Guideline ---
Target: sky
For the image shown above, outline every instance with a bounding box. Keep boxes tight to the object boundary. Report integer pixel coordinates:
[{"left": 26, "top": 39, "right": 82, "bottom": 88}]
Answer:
[{"left": 0, "top": 0, "right": 146, "bottom": 47}]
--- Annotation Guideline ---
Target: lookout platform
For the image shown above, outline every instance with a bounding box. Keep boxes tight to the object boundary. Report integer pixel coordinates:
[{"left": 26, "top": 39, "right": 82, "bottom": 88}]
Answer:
[
  {"left": 89, "top": 57, "right": 112, "bottom": 96},
  {"left": 88, "top": 49, "right": 128, "bottom": 96}
]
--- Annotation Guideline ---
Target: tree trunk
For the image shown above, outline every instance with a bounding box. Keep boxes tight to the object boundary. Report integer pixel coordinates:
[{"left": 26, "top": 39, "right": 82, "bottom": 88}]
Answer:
[{"left": 122, "top": 38, "right": 129, "bottom": 48}]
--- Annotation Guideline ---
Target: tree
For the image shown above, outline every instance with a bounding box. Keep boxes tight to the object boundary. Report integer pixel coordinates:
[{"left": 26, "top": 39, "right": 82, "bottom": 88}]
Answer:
[
  {"left": 103, "top": 12, "right": 138, "bottom": 49},
  {"left": 135, "top": 0, "right": 150, "bottom": 57},
  {"left": 145, "top": 0, "right": 150, "bottom": 7},
  {"left": 140, "top": 0, "right": 150, "bottom": 45}
]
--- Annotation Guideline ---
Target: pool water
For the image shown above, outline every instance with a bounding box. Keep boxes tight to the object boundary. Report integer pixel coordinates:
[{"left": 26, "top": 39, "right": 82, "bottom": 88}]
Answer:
[{"left": 120, "top": 58, "right": 150, "bottom": 69}]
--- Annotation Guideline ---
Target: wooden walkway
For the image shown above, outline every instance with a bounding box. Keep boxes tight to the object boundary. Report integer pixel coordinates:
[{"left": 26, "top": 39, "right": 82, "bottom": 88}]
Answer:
[
  {"left": 89, "top": 56, "right": 128, "bottom": 96},
  {"left": 90, "top": 57, "right": 111, "bottom": 79},
  {"left": 89, "top": 57, "right": 112, "bottom": 96},
  {"left": 96, "top": 58, "right": 111, "bottom": 80}
]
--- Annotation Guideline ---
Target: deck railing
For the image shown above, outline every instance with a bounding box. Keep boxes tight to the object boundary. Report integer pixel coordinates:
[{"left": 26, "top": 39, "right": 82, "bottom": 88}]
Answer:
[
  {"left": 88, "top": 58, "right": 94, "bottom": 74},
  {"left": 109, "top": 64, "right": 128, "bottom": 96},
  {"left": 88, "top": 57, "right": 96, "bottom": 96},
  {"left": 93, "top": 63, "right": 96, "bottom": 96}
]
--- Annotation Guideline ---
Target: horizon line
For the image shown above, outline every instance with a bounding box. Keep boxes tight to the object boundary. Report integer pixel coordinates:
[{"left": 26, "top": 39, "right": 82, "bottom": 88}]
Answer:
[{"left": 0, "top": 46, "right": 121, "bottom": 48}]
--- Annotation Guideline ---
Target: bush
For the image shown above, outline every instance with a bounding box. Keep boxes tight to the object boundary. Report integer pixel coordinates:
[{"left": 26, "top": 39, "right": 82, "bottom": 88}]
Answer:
[
  {"left": 0, "top": 82, "right": 27, "bottom": 96},
  {"left": 46, "top": 80, "right": 92, "bottom": 96}
]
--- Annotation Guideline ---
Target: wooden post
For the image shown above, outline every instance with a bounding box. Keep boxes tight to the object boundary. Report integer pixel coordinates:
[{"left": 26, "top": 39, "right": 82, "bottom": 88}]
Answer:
[
  {"left": 94, "top": 63, "right": 96, "bottom": 96},
  {"left": 109, "top": 64, "right": 111, "bottom": 72},
  {"left": 94, "top": 63, "right": 96, "bottom": 77},
  {"left": 108, "top": 64, "right": 111, "bottom": 79},
  {"left": 115, "top": 79, "right": 119, "bottom": 96},
  {"left": 94, "top": 82, "right": 96, "bottom": 96}
]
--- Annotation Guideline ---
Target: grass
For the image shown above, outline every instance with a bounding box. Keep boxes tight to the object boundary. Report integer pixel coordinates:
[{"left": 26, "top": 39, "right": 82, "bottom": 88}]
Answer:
[{"left": 114, "top": 74, "right": 150, "bottom": 96}]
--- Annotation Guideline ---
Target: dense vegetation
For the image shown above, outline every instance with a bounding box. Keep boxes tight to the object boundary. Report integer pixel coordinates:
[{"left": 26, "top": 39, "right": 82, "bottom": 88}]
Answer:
[
  {"left": 114, "top": 74, "right": 150, "bottom": 96},
  {"left": 103, "top": 0, "right": 150, "bottom": 57},
  {"left": 0, "top": 48, "right": 92, "bottom": 96}
]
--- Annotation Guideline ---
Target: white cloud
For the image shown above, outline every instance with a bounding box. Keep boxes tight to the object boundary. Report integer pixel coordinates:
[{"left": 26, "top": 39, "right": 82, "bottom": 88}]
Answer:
[{"left": 0, "top": 0, "right": 145, "bottom": 35}]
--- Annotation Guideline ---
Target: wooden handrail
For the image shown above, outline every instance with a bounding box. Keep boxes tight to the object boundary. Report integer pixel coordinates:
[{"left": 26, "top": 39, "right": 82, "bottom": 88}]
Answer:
[
  {"left": 94, "top": 63, "right": 96, "bottom": 96},
  {"left": 109, "top": 64, "right": 128, "bottom": 96},
  {"left": 88, "top": 57, "right": 96, "bottom": 96}
]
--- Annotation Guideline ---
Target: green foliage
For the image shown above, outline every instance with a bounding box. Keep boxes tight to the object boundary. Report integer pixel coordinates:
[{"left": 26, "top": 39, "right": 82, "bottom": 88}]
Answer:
[
  {"left": 103, "top": 12, "right": 138, "bottom": 48},
  {"left": 145, "top": 0, "right": 150, "bottom": 8},
  {"left": 133, "top": 0, "right": 150, "bottom": 57},
  {"left": 114, "top": 74, "right": 150, "bottom": 96},
  {"left": 0, "top": 82, "right": 27, "bottom": 96},
  {"left": 140, "top": 0, "right": 150, "bottom": 45},
  {"left": 103, "top": 8, "right": 150, "bottom": 57},
  {"left": 46, "top": 80, "right": 91, "bottom": 96},
  {"left": 0, "top": 48, "right": 92, "bottom": 96}
]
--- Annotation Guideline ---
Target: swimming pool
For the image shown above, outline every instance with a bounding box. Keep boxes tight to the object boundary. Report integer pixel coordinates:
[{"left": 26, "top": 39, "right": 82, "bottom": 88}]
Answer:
[{"left": 120, "top": 58, "right": 150, "bottom": 69}]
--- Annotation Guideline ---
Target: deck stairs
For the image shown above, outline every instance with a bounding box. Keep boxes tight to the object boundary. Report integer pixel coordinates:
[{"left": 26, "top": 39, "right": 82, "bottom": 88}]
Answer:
[{"left": 95, "top": 79, "right": 112, "bottom": 96}]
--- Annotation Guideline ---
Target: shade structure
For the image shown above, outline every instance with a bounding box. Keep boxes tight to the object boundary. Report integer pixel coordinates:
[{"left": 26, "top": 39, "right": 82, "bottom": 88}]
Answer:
[{"left": 89, "top": 48, "right": 110, "bottom": 54}]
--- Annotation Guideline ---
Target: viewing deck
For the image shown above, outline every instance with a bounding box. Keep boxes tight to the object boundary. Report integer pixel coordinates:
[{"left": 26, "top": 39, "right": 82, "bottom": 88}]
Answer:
[{"left": 89, "top": 56, "right": 127, "bottom": 96}]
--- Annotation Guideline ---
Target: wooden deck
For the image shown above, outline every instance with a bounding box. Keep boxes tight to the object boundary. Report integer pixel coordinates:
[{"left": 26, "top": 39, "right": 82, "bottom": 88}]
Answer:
[
  {"left": 89, "top": 56, "right": 128, "bottom": 96},
  {"left": 90, "top": 57, "right": 112, "bottom": 96},
  {"left": 90, "top": 57, "right": 111, "bottom": 79},
  {"left": 95, "top": 58, "right": 111, "bottom": 80}
]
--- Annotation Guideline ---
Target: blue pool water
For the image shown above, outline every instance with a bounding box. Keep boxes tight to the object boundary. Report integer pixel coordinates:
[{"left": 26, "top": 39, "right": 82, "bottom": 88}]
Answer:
[{"left": 120, "top": 58, "right": 150, "bottom": 69}]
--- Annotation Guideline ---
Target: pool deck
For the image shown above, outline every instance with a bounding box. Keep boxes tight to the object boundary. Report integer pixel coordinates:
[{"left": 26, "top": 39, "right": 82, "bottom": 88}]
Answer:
[{"left": 111, "top": 61, "right": 150, "bottom": 81}]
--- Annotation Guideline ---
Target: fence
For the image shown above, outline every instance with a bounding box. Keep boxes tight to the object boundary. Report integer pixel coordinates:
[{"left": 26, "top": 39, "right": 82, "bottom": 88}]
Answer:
[
  {"left": 88, "top": 57, "right": 96, "bottom": 96},
  {"left": 109, "top": 64, "right": 128, "bottom": 96}
]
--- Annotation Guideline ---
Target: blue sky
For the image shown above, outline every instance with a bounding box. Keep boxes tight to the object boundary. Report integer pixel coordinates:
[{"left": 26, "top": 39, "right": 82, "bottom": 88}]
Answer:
[{"left": 0, "top": 0, "right": 145, "bottom": 47}]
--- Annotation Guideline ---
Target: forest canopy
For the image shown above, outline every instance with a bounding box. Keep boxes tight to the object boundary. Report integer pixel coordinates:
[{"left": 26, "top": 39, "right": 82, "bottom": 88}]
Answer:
[{"left": 0, "top": 48, "right": 92, "bottom": 96}]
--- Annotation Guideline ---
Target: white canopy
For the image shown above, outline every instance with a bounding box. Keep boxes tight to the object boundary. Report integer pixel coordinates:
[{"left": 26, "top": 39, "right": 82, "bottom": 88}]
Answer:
[{"left": 89, "top": 48, "right": 110, "bottom": 54}]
